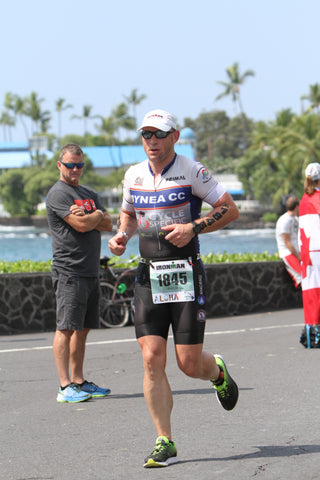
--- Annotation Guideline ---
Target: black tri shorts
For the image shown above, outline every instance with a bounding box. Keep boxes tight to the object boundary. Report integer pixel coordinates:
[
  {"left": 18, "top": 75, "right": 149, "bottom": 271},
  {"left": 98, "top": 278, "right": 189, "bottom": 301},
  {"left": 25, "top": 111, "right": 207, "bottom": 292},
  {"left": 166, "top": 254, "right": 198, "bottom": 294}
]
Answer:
[{"left": 134, "top": 258, "right": 207, "bottom": 345}]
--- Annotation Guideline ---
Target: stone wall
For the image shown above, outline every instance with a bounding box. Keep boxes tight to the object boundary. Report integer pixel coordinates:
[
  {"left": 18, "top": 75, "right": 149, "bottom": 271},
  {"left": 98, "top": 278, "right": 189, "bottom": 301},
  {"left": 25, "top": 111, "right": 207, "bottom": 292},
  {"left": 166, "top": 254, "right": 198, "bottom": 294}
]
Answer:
[{"left": 0, "top": 261, "right": 302, "bottom": 335}]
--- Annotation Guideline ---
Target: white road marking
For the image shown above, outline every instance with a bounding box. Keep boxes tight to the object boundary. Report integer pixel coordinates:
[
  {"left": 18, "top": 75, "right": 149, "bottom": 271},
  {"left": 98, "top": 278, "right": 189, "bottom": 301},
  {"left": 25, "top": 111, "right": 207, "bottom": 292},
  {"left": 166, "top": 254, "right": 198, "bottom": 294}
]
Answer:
[{"left": 0, "top": 323, "right": 302, "bottom": 354}]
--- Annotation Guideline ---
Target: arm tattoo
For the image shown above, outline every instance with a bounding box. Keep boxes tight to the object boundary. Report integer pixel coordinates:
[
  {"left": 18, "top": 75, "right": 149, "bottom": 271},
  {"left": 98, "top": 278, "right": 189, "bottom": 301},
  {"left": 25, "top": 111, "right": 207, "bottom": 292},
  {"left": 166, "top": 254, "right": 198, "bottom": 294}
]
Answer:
[{"left": 203, "top": 203, "right": 230, "bottom": 229}]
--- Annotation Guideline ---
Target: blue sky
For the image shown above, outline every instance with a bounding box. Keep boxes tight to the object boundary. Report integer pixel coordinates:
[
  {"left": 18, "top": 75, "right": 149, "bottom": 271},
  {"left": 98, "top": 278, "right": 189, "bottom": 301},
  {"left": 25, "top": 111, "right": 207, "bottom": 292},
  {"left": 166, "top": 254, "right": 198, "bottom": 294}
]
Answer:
[{"left": 1, "top": 0, "right": 319, "bottom": 140}]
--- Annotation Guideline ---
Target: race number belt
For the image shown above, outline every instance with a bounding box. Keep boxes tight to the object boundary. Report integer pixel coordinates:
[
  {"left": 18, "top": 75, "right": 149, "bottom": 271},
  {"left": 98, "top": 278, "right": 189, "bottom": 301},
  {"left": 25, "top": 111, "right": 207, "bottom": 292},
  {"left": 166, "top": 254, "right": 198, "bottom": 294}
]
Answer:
[{"left": 149, "top": 259, "right": 195, "bottom": 304}]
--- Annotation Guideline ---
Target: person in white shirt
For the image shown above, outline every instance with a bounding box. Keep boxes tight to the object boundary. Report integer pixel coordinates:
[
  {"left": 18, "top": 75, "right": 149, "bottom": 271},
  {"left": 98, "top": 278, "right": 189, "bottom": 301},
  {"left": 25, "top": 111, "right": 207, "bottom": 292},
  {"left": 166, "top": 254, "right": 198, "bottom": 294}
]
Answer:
[{"left": 275, "top": 195, "right": 301, "bottom": 287}]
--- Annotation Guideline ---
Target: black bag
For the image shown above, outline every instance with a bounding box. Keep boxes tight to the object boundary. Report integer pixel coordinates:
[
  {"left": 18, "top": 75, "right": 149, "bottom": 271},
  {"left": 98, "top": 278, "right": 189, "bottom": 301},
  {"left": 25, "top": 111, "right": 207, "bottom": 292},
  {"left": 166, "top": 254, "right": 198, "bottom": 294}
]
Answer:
[{"left": 300, "top": 324, "right": 320, "bottom": 348}]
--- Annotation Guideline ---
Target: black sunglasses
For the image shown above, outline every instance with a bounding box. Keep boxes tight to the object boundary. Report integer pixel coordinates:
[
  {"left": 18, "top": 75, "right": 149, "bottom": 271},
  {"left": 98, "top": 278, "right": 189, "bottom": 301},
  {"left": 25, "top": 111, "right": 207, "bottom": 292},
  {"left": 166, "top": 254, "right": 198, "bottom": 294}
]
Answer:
[
  {"left": 141, "top": 130, "right": 174, "bottom": 139},
  {"left": 60, "top": 161, "right": 85, "bottom": 169}
]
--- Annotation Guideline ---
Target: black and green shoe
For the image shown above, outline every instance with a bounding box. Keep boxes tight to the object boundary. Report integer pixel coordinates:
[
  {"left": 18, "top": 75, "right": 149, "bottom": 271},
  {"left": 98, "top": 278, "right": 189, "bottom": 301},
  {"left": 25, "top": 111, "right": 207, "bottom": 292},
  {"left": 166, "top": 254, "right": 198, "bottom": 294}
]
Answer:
[
  {"left": 144, "top": 436, "right": 178, "bottom": 468},
  {"left": 212, "top": 355, "right": 239, "bottom": 411}
]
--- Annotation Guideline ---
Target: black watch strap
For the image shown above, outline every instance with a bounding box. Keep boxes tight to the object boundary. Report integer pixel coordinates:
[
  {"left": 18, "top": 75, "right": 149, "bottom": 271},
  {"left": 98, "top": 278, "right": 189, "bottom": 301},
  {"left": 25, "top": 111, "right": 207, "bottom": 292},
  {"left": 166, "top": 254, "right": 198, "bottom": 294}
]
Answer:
[{"left": 192, "top": 221, "right": 202, "bottom": 236}]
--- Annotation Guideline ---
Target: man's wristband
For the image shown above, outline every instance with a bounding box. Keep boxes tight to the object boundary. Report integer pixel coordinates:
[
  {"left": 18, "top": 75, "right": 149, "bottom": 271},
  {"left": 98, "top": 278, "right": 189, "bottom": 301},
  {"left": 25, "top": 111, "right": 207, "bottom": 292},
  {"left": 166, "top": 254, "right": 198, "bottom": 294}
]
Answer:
[
  {"left": 119, "top": 231, "right": 129, "bottom": 241},
  {"left": 192, "top": 221, "right": 203, "bottom": 236},
  {"left": 96, "top": 209, "right": 104, "bottom": 218}
]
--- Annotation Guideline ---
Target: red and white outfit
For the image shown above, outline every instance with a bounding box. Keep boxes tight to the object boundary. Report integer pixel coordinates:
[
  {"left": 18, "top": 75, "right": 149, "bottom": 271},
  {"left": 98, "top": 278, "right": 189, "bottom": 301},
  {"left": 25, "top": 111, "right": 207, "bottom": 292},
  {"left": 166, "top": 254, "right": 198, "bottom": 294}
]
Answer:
[
  {"left": 275, "top": 212, "right": 301, "bottom": 287},
  {"left": 299, "top": 189, "right": 320, "bottom": 325}
]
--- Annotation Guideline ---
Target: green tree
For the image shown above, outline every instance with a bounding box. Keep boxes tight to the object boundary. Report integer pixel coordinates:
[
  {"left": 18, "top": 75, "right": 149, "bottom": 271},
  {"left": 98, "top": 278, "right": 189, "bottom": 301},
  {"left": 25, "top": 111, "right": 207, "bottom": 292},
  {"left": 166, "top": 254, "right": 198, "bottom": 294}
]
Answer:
[
  {"left": 1, "top": 92, "right": 15, "bottom": 141},
  {"left": 0, "top": 168, "right": 50, "bottom": 216},
  {"left": 123, "top": 88, "right": 147, "bottom": 127},
  {"left": 71, "top": 105, "right": 99, "bottom": 136},
  {"left": 300, "top": 83, "right": 320, "bottom": 113},
  {"left": 0, "top": 111, "right": 15, "bottom": 142},
  {"left": 183, "top": 110, "right": 253, "bottom": 169},
  {"left": 215, "top": 62, "right": 255, "bottom": 149},
  {"left": 55, "top": 97, "right": 73, "bottom": 143},
  {"left": 95, "top": 116, "right": 117, "bottom": 145},
  {"left": 111, "top": 102, "right": 136, "bottom": 141},
  {"left": 216, "top": 62, "right": 255, "bottom": 114},
  {"left": 236, "top": 110, "right": 320, "bottom": 209},
  {"left": 0, "top": 170, "right": 28, "bottom": 215},
  {"left": 13, "top": 95, "right": 30, "bottom": 140},
  {"left": 24, "top": 92, "right": 51, "bottom": 135},
  {"left": 280, "top": 113, "right": 320, "bottom": 171},
  {"left": 23, "top": 168, "right": 57, "bottom": 212}
]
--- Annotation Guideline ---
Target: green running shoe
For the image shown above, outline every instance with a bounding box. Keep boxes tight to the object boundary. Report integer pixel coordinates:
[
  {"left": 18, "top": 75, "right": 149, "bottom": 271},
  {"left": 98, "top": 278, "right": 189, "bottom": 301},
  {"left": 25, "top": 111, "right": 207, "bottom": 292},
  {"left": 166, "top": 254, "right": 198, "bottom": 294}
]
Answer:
[
  {"left": 212, "top": 355, "right": 239, "bottom": 411},
  {"left": 144, "top": 436, "right": 178, "bottom": 468}
]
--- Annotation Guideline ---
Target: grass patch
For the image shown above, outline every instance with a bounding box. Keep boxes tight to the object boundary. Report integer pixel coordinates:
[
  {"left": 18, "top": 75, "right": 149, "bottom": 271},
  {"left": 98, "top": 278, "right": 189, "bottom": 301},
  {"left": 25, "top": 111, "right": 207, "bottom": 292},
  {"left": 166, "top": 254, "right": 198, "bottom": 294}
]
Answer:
[
  {"left": 0, "top": 251, "right": 280, "bottom": 273},
  {"left": 0, "top": 260, "right": 52, "bottom": 274}
]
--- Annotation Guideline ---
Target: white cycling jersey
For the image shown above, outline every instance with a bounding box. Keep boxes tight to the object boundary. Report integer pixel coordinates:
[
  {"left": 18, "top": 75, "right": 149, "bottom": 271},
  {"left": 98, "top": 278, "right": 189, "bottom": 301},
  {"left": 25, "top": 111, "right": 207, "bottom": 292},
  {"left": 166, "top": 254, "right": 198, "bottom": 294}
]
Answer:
[{"left": 122, "top": 154, "right": 226, "bottom": 259}]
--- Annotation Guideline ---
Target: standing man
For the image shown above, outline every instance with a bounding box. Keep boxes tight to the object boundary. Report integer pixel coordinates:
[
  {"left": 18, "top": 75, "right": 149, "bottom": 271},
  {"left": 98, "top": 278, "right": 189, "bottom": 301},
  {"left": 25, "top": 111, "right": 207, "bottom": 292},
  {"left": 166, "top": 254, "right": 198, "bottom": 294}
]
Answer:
[
  {"left": 108, "top": 109, "right": 239, "bottom": 467},
  {"left": 275, "top": 195, "right": 301, "bottom": 287},
  {"left": 46, "top": 143, "right": 113, "bottom": 403}
]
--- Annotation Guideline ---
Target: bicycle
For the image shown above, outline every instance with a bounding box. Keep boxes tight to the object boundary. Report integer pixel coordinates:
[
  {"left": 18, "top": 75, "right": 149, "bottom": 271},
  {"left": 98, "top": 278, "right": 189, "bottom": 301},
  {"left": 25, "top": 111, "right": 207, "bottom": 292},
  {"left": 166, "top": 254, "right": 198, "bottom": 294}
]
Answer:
[{"left": 99, "top": 255, "right": 139, "bottom": 328}]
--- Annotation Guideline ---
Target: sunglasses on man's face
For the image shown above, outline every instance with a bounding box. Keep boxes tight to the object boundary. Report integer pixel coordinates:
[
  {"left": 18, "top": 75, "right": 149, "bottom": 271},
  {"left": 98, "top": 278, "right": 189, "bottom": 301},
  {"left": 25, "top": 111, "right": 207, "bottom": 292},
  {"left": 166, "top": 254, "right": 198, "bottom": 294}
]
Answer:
[
  {"left": 141, "top": 130, "right": 174, "bottom": 140},
  {"left": 60, "top": 161, "right": 85, "bottom": 169}
]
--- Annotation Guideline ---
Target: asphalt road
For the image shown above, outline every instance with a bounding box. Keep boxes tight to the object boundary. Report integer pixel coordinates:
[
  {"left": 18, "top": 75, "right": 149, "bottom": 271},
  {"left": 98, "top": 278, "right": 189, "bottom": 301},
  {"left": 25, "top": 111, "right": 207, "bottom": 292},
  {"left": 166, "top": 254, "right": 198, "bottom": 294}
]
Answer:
[{"left": 1, "top": 308, "right": 320, "bottom": 480}]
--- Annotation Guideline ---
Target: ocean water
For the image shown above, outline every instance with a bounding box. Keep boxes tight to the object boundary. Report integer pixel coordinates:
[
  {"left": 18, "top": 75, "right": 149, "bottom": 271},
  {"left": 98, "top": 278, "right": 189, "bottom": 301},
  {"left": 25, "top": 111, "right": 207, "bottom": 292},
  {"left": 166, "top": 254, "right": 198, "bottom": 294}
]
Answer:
[{"left": 0, "top": 225, "right": 277, "bottom": 262}]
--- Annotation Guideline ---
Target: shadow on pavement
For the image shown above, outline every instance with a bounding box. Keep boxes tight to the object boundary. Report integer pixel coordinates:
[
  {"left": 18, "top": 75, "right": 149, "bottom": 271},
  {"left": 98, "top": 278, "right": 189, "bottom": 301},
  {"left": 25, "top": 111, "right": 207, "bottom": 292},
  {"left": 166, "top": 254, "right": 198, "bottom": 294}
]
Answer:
[
  {"left": 107, "top": 386, "right": 252, "bottom": 400},
  {"left": 177, "top": 443, "right": 320, "bottom": 465}
]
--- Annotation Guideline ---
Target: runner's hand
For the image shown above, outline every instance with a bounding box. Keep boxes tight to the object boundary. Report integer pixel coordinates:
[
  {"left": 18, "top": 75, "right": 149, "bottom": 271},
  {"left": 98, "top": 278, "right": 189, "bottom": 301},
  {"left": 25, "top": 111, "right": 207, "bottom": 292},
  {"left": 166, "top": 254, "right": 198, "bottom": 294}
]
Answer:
[
  {"left": 108, "top": 232, "right": 127, "bottom": 256},
  {"left": 162, "top": 223, "right": 194, "bottom": 248}
]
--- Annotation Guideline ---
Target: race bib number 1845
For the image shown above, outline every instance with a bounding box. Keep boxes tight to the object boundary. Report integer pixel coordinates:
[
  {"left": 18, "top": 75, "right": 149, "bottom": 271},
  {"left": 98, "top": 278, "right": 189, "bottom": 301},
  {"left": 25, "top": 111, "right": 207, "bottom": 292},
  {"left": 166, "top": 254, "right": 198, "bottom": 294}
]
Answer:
[{"left": 149, "top": 259, "right": 195, "bottom": 304}]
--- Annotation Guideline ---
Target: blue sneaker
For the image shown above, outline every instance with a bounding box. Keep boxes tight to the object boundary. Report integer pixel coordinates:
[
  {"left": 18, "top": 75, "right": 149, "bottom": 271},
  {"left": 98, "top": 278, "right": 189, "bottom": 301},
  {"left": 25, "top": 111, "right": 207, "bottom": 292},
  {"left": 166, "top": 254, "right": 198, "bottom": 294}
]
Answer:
[
  {"left": 79, "top": 380, "right": 111, "bottom": 398},
  {"left": 57, "top": 383, "right": 91, "bottom": 403}
]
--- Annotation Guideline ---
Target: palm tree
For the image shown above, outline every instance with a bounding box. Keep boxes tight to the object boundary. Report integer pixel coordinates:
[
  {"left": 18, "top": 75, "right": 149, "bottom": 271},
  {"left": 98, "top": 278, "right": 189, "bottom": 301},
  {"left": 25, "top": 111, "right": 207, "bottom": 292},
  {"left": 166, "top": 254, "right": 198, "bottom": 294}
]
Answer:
[
  {"left": 216, "top": 62, "right": 255, "bottom": 149},
  {"left": 1, "top": 92, "right": 15, "bottom": 141},
  {"left": 123, "top": 88, "right": 147, "bottom": 128},
  {"left": 40, "top": 111, "right": 51, "bottom": 133},
  {"left": 24, "top": 92, "right": 51, "bottom": 135},
  {"left": 111, "top": 102, "right": 136, "bottom": 141},
  {"left": 55, "top": 97, "right": 73, "bottom": 142},
  {"left": 300, "top": 83, "right": 320, "bottom": 113},
  {"left": 237, "top": 111, "right": 320, "bottom": 209},
  {"left": 71, "top": 105, "right": 99, "bottom": 136},
  {"left": 215, "top": 62, "right": 255, "bottom": 115},
  {"left": 0, "top": 110, "right": 15, "bottom": 141},
  {"left": 280, "top": 113, "right": 320, "bottom": 169},
  {"left": 13, "top": 95, "right": 30, "bottom": 140},
  {"left": 95, "top": 115, "right": 117, "bottom": 145}
]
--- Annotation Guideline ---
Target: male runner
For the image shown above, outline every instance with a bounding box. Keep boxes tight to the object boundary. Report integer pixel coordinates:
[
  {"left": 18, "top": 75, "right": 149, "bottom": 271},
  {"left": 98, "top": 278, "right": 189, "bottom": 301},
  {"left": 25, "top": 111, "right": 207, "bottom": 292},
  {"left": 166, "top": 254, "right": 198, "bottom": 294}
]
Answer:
[{"left": 108, "top": 109, "right": 239, "bottom": 467}]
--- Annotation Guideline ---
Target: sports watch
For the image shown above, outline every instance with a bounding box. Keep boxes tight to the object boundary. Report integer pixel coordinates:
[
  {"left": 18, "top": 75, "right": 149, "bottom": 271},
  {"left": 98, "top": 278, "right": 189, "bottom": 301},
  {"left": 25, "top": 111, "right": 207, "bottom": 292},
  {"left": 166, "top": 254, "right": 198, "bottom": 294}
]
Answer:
[{"left": 192, "top": 221, "right": 202, "bottom": 236}]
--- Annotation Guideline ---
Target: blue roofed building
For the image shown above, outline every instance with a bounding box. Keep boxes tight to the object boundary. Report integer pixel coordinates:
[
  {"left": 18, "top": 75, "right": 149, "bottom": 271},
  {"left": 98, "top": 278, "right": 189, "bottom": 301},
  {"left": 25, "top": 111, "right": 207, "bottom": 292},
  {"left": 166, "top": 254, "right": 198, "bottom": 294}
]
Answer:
[
  {"left": 0, "top": 142, "right": 32, "bottom": 169},
  {"left": 0, "top": 141, "right": 54, "bottom": 170}
]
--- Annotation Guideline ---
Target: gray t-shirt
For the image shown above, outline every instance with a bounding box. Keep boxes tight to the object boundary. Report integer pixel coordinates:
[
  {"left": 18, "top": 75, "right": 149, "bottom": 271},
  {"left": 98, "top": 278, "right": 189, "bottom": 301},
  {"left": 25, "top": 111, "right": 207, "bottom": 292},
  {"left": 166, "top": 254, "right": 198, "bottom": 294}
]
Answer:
[{"left": 46, "top": 180, "right": 104, "bottom": 277}]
